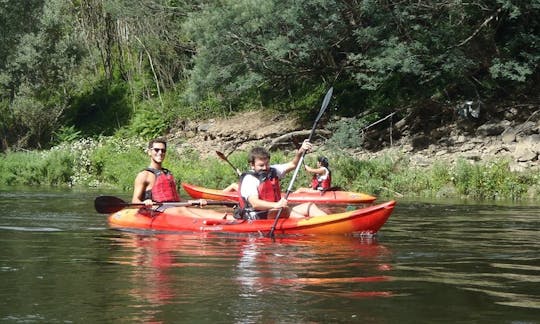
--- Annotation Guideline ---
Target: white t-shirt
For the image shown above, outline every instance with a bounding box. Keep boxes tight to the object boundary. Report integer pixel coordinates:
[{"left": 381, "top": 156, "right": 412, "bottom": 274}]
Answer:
[
  {"left": 240, "top": 163, "right": 288, "bottom": 202},
  {"left": 317, "top": 166, "right": 330, "bottom": 182}
]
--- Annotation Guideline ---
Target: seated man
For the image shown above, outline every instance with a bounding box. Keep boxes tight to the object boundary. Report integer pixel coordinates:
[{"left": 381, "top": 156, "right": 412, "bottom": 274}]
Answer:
[{"left": 236, "top": 141, "right": 327, "bottom": 220}]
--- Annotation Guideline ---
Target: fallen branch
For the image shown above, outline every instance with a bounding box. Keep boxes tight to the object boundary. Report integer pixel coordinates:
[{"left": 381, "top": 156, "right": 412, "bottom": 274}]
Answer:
[{"left": 269, "top": 129, "right": 332, "bottom": 150}]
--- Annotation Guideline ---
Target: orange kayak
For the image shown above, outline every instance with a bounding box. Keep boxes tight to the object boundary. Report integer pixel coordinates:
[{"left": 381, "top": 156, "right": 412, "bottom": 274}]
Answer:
[
  {"left": 108, "top": 200, "right": 396, "bottom": 236},
  {"left": 181, "top": 183, "right": 377, "bottom": 204}
]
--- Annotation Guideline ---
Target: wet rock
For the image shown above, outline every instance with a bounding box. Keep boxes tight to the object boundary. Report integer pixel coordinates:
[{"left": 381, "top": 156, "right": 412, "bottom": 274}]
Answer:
[
  {"left": 198, "top": 123, "right": 211, "bottom": 132},
  {"left": 476, "top": 123, "right": 506, "bottom": 136},
  {"left": 514, "top": 140, "right": 538, "bottom": 162},
  {"left": 502, "top": 127, "right": 517, "bottom": 143}
]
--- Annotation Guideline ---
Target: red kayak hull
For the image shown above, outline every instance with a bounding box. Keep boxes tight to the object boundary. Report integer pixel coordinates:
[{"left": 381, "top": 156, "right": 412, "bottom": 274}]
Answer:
[
  {"left": 181, "top": 183, "right": 377, "bottom": 204},
  {"left": 108, "top": 200, "right": 396, "bottom": 235}
]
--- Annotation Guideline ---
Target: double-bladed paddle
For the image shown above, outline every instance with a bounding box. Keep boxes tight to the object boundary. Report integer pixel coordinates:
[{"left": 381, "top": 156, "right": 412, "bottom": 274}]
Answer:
[
  {"left": 269, "top": 87, "right": 334, "bottom": 238},
  {"left": 94, "top": 195, "right": 237, "bottom": 214}
]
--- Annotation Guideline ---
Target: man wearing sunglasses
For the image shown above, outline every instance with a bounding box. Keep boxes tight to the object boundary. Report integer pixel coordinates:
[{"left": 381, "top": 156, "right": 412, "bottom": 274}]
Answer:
[{"left": 131, "top": 137, "right": 214, "bottom": 217}]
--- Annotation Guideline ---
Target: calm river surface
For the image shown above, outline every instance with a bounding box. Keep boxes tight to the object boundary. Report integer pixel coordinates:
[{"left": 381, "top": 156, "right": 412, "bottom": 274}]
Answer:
[{"left": 0, "top": 187, "right": 538, "bottom": 323}]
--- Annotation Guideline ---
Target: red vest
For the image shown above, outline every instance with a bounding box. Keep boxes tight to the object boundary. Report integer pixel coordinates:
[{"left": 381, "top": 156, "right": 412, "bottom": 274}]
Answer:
[
  {"left": 145, "top": 168, "right": 181, "bottom": 202},
  {"left": 311, "top": 169, "right": 331, "bottom": 190},
  {"left": 238, "top": 168, "right": 281, "bottom": 209}
]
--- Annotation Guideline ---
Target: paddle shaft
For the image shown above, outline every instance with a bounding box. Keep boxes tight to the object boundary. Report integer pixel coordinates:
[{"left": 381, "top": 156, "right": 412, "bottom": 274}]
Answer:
[
  {"left": 269, "top": 87, "right": 333, "bottom": 238},
  {"left": 216, "top": 151, "right": 242, "bottom": 176},
  {"left": 94, "top": 195, "right": 236, "bottom": 214}
]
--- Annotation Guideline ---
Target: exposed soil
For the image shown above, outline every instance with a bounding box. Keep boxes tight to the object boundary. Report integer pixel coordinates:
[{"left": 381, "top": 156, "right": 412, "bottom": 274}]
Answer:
[{"left": 169, "top": 102, "right": 540, "bottom": 172}]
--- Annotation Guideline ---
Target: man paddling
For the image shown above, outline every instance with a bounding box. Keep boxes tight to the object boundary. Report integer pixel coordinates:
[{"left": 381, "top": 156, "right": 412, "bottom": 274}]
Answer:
[{"left": 236, "top": 140, "right": 327, "bottom": 220}]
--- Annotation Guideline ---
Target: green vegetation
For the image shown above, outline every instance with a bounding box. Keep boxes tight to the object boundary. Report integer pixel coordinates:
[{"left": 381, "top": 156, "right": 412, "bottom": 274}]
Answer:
[
  {"left": 1, "top": 1, "right": 539, "bottom": 201},
  {"left": 1, "top": 137, "right": 538, "bottom": 201},
  {"left": 1, "top": 1, "right": 539, "bottom": 151}
]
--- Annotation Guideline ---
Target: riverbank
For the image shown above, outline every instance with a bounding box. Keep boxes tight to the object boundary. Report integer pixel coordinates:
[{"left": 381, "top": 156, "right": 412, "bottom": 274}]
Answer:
[
  {"left": 1, "top": 105, "right": 539, "bottom": 201},
  {"left": 171, "top": 106, "right": 540, "bottom": 173}
]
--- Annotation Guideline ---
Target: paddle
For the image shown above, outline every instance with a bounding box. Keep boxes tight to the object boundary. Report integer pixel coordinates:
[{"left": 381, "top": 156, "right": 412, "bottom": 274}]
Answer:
[
  {"left": 269, "top": 87, "right": 334, "bottom": 238},
  {"left": 94, "top": 195, "right": 237, "bottom": 214},
  {"left": 216, "top": 151, "right": 242, "bottom": 176}
]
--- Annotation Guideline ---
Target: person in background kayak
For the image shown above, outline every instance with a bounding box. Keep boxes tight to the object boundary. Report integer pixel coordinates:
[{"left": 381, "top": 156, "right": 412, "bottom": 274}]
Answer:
[
  {"left": 222, "top": 182, "right": 239, "bottom": 192},
  {"left": 236, "top": 140, "right": 328, "bottom": 220},
  {"left": 294, "top": 156, "right": 332, "bottom": 193},
  {"left": 132, "top": 138, "right": 221, "bottom": 218}
]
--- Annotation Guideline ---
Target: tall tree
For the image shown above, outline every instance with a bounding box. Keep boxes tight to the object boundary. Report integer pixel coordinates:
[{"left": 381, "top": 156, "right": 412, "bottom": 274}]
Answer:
[
  {"left": 183, "top": 0, "right": 540, "bottom": 110},
  {"left": 0, "top": 0, "right": 85, "bottom": 149}
]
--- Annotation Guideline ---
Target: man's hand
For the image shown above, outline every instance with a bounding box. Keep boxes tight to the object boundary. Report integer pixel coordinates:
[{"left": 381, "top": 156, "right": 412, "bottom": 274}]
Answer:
[
  {"left": 188, "top": 199, "right": 207, "bottom": 207},
  {"left": 274, "top": 197, "right": 288, "bottom": 209},
  {"left": 300, "top": 139, "right": 313, "bottom": 153}
]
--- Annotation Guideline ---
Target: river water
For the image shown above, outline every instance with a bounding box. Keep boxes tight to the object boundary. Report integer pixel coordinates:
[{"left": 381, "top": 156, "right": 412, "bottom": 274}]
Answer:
[{"left": 0, "top": 187, "right": 538, "bottom": 323}]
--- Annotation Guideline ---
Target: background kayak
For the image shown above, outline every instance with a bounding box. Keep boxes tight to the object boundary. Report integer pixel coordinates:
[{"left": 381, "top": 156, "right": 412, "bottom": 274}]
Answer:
[{"left": 182, "top": 183, "right": 377, "bottom": 204}]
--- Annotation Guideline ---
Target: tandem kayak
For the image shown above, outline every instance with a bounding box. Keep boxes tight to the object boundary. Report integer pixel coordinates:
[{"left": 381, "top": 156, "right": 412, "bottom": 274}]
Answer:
[
  {"left": 107, "top": 200, "right": 396, "bottom": 236},
  {"left": 181, "top": 183, "right": 377, "bottom": 204}
]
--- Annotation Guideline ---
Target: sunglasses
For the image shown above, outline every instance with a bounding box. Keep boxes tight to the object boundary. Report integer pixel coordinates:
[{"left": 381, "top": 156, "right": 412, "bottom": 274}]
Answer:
[{"left": 151, "top": 148, "right": 167, "bottom": 153}]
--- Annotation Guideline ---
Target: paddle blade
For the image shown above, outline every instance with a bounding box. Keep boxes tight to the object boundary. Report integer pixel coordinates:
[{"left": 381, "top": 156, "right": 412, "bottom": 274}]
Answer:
[
  {"left": 94, "top": 196, "right": 130, "bottom": 214},
  {"left": 216, "top": 150, "right": 242, "bottom": 176},
  {"left": 216, "top": 151, "right": 227, "bottom": 160},
  {"left": 308, "top": 87, "right": 333, "bottom": 141},
  {"left": 315, "top": 87, "right": 333, "bottom": 122}
]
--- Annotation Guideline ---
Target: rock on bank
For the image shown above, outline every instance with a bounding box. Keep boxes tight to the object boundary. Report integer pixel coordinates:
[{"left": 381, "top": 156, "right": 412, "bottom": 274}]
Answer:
[{"left": 168, "top": 105, "right": 540, "bottom": 172}]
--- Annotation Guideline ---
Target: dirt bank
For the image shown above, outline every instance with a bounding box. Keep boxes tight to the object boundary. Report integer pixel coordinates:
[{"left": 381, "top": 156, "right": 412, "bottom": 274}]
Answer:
[{"left": 169, "top": 104, "right": 540, "bottom": 172}]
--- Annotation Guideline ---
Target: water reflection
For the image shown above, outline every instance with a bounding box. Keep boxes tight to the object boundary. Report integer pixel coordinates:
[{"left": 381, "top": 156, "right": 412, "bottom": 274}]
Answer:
[{"left": 105, "top": 232, "right": 396, "bottom": 322}]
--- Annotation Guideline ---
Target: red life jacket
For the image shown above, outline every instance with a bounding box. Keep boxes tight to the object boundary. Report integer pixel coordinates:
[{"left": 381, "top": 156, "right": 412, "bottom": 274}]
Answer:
[
  {"left": 236, "top": 168, "right": 281, "bottom": 219},
  {"left": 311, "top": 168, "right": 331, "bottom": 190},
  {"left": 145, "top": 168, "right": 181, "bottom": 202}
]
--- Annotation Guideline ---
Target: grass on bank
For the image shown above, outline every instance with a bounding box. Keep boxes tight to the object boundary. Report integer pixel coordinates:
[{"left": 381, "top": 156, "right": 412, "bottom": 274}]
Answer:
[{"left": 1, "top": 137, "right": 539, "bottom": 201}]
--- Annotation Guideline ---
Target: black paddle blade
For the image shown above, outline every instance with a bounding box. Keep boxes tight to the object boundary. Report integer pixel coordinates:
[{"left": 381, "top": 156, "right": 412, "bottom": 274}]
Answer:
[
  {"left": 216, "top": 151, "right": 242, "bottom": 176},
  {"left": 94, "top": 196, "right": 129, "bottom": 214},
  {"left": 308, "top": 87, "right": 334, "bottom": 141},
  {"left": 316, "top": 87, "right": 333, "bottom": 122},
  {"left": 216, "top": 151, "right": 227, "bottom": 160}
]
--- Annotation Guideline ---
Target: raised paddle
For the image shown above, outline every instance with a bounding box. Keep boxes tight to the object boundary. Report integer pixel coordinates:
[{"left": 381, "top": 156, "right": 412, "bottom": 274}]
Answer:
[
  {"left": 269, "top": 87, "right": 334, "bottom": 238},
  {"left": 94, "top": 195, "right": 237, "bottom": 214},
  {"left": 216, "top": 151, "right": 242, "bottom": 176}
]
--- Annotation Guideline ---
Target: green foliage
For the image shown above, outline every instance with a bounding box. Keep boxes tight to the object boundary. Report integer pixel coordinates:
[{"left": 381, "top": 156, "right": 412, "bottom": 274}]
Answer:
[
  {"left": 183, "top": 0, "right": 347, "bottom": 104},
  {"left": 0, "top": 0, "right": 85, "bottom": 149},
  {"left": 52, "top": 125, "right": 82, "bottom": 145},
  {"left": 87, "top": 140, "right": 146, "bottom": 190},
  {"left": 121, "top": 102, "right": 169, "bottom": 139},
  {"left": 171, "top": 149, "right": 239, "bottom": 194},
  {"left": 326, "top": 114, "right": 382, "bottom": 150},
  {"left": 68, "top": 79, "right": 131, "bottom": 137},
  {"left": 271, "top": 84, "right": 329, "bottom": 118},
  {"left": 180, "top": 93, "right": 232, "bottom": 120},
  {"left": 0, "top": 137, "right": 539, "bottom": 201},
  {"left": 9, "top": 92, "right": 52, "bottom": 148},
  {"left": 452, "top": 159, "right": 529, "bottom": 200},
  {"left": 0, "top": 150, "right": 73, "bottom": 186},
  {"left": 326, "top": 117, "right": 366, "bottom": 149},
  {"left": 295, "top": 151, "right": 536, "bottom": 201},
  {"left": 3, "top": 0, "right": 540, "bottom": 152},
  {"left": 489, "top": 59, "right": 535, "bottom": 82}
]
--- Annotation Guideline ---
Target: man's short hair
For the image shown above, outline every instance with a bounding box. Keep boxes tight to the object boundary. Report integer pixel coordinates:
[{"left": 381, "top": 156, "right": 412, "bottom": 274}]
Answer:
[
  {"left": 148, "top": 137, "right": 167, "bottom": 149},
  {"left": 248, "top": 147, "right": 270, "bottom": 164}
]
